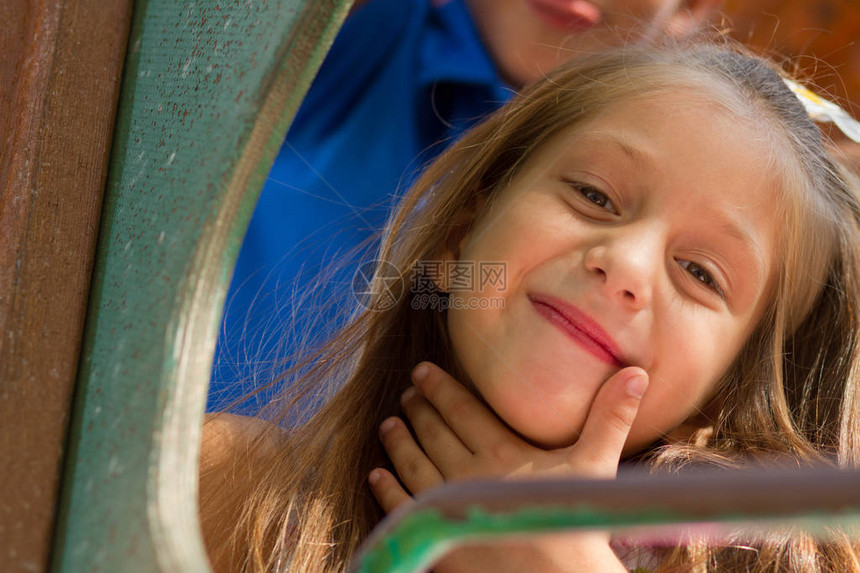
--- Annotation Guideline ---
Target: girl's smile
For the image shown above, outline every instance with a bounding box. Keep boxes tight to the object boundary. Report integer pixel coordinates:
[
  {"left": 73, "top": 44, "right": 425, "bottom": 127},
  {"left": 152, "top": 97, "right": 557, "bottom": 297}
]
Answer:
[
  {"left": 528, "top": 292, "right": 625, "bottom": 367},
  {"left": 443, "top": 89, "right": 783, "bottom": 453}
]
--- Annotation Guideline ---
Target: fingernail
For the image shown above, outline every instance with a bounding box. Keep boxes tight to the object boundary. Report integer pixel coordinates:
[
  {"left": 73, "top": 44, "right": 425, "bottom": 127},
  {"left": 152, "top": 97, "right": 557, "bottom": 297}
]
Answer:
[
  {"left": 368, "top": 469, "right": 382, "bottom": 485},
  {"left": 380, "top": 417, "right": 398, "bottom": 433},
  {"left": 412, "top": 363, "right": 430, "bottom": 382},
  {"left": 626, "top": 374, "right": 648, "bottom": 399},
  {"left": 401, "top": 386, "right": 417, "bottom": 403}
]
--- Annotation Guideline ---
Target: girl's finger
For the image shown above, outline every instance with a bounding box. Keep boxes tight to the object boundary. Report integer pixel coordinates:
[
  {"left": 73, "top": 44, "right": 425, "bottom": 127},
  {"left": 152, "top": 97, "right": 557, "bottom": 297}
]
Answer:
[
  {"left": 411, "top": 362, "right": 517, "bottom": 454},
  {"left": 368, "top": 468, "right": 414, "bottom": 514},
  {"left": 569, "top": 367, "right": 648, "bottom": 476},
  {"left": 401, "top": 386, "right": 472, "bottom": 475},
  {"left": 379, "top": 416, "right": 444, "bottom": 494}
]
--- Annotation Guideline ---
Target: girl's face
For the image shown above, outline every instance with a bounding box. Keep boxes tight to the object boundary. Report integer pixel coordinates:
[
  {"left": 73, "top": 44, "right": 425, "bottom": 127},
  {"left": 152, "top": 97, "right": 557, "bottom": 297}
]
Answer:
[{"left": 444, "top": 91, "right": 783, "bottom": 455}]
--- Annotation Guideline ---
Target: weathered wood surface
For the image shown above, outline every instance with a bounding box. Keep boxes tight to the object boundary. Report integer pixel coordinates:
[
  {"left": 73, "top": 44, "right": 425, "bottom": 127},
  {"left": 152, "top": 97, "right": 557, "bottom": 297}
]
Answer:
[
  {"left": 0, "top": 2, "right": 132, "bottom": 572},
  {"left": 50, "top": 1, "right": 352, "bottom": 572}
]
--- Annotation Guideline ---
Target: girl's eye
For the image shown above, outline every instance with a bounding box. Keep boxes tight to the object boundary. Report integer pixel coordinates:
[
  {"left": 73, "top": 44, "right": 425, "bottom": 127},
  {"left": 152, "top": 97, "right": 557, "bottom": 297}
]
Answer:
[
  {"left": 678, "top": 260, "right": 725, "bottom": 298},
  {"left": 569, "top": 182, "right": 618, "bottom": 215}
]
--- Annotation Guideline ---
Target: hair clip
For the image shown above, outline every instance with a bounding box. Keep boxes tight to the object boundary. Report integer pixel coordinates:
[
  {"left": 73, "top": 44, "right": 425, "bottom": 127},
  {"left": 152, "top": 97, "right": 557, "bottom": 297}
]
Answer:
[{"left": 783, "top": 78, "right": 860, "bottom": 143}]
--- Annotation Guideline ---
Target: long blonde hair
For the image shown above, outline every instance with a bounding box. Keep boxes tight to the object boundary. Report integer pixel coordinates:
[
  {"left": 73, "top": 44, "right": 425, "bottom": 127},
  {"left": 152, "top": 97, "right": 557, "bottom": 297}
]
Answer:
[{"left": 202, "top": 39, "right": 860, "bottom": 572}]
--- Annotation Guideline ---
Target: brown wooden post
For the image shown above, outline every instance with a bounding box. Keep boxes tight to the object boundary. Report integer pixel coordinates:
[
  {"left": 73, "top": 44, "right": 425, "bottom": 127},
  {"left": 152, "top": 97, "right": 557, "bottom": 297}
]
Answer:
[{"left": 0, "top": 2, "right": 132, "bottom": 571}]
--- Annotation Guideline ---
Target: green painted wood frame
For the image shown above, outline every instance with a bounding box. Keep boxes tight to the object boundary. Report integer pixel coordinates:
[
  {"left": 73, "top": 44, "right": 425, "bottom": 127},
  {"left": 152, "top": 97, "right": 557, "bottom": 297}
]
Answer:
[{"left": 51, "top": 2, "right": 353, "bottom": 572}]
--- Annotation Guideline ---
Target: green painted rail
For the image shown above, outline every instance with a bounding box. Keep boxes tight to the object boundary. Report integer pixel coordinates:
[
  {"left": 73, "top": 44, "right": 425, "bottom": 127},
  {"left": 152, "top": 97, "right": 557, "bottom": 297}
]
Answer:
[{"left": 349, "top": 467, "right": 860, "bottom": 573}]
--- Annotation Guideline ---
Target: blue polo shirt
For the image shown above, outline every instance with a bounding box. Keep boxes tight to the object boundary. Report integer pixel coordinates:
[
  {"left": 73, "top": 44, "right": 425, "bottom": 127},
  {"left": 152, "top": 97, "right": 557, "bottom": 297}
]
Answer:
[{"left": 209, "top": 0, "right": 512, "bottom": 409}]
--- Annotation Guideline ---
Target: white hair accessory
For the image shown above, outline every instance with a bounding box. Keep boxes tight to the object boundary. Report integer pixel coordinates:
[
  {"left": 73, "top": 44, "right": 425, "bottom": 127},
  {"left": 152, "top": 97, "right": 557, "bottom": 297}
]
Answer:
[{"left": 783, "top": 78, "right": 860, "bottom": 143}]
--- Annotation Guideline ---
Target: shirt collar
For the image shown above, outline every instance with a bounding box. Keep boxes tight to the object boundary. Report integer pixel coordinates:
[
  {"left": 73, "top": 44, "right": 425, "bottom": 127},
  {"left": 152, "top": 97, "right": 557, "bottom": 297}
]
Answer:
[{"left": 416, "top": 0, "right": 512, "bottom": 100}]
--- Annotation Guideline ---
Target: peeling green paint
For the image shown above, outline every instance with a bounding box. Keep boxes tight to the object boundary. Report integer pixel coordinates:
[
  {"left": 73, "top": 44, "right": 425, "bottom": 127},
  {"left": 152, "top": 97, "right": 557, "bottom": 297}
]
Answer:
[
  {"left": 355, "top": 504, "right": 675, "bottom": 573},
  {"left": 355, "top": 503, "right": 860, "bottom": 573}
]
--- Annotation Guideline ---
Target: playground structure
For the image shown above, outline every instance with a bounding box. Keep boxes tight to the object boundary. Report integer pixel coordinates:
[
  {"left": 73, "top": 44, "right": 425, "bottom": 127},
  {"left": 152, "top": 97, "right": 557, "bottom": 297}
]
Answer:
[{"left": 2, "top": 2, "right": 860, "bottom": 572}]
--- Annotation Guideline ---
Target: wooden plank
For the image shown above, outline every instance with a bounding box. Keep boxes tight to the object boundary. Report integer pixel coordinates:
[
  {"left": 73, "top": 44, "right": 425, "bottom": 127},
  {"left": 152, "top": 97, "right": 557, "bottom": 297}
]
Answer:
[
  {"left": 0, "top": 2, "right": 132, "bottom": 572},
  {"left": 50, "top": 1, "right": 353, "bottom": 572}
]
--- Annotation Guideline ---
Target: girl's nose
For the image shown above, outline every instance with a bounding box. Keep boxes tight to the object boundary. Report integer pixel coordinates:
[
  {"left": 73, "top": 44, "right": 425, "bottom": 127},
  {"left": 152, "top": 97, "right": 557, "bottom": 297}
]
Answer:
[{"left": 583, "top": 236, "right": 656, "bottom": 311}]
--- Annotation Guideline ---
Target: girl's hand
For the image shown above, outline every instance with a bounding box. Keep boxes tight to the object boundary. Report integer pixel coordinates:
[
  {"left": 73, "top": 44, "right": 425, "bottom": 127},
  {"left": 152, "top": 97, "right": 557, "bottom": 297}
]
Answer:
[
  {"left": 370, "top": 361, "right": 648, "bottom": 510},
  {"left": 367, "top": 362, "right": 646, "bottom": 572}
]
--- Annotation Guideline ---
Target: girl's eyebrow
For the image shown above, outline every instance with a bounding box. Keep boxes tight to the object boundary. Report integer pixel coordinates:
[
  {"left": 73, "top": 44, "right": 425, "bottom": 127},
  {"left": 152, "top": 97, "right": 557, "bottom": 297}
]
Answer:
[
  {"left": 713, "top": 217, "right": 768, "bottom": 293},
  {"left": 572, "top": 132, "right": 655, "bottom": 168}
]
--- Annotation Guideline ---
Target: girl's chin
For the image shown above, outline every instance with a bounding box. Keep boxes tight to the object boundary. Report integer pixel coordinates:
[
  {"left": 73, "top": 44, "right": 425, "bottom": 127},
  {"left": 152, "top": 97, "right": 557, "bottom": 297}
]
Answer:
[
  {"left": 487, "top": 393, "right": 587, "bottom": 449},
  {"left": 519, "top": 429, "right": 580, "bottom": 450},
  {"left": 467, "top": 366, "right": 598, "bottom": 448}
]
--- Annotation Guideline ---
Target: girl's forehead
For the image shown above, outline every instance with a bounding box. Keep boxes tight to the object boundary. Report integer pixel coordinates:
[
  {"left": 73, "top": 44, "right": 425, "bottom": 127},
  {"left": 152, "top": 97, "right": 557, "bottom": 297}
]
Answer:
[{"left": 534, "top": 89, "right": 778, "bottom": 169}]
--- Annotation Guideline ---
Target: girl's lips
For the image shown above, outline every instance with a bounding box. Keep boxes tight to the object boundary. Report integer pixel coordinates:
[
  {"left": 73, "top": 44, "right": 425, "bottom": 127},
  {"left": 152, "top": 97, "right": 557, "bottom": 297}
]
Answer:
[
  {"left": 526, "top": 0, "right": 602, "bottom": 33},
  {"left": 528, "top": 293, "right": 623, "bottom": 367}
]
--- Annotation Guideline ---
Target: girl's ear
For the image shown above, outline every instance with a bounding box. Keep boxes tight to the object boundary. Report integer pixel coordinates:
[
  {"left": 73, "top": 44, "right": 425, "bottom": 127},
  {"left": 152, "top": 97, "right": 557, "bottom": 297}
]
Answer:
[
  {"left": 664, "top": 0, "right": 720, "bottom": 38},
  {"left": 431, "top": 195, "right": 488, "bottom": 293}
]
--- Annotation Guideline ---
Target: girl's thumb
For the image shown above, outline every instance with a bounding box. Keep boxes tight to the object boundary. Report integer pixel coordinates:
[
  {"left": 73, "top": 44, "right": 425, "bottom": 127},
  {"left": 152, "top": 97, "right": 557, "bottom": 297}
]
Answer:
[{"left": 571, "top": 366, "right": 649, "bottom": 475}]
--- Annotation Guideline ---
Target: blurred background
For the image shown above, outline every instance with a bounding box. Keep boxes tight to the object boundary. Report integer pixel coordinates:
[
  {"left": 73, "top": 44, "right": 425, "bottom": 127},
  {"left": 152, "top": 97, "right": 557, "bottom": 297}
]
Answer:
[
  {"left": 725, "top": 0, "right": 859, "bottom": 143},
  {"left": 729, "top": 0, "right": 860, "bottom": 103}
]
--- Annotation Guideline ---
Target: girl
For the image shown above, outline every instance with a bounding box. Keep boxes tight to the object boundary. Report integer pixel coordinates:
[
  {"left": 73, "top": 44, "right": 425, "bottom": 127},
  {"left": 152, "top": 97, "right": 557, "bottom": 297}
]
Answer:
[{"left": 199, "top": 39, "right": 860, "bottom": 572}]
